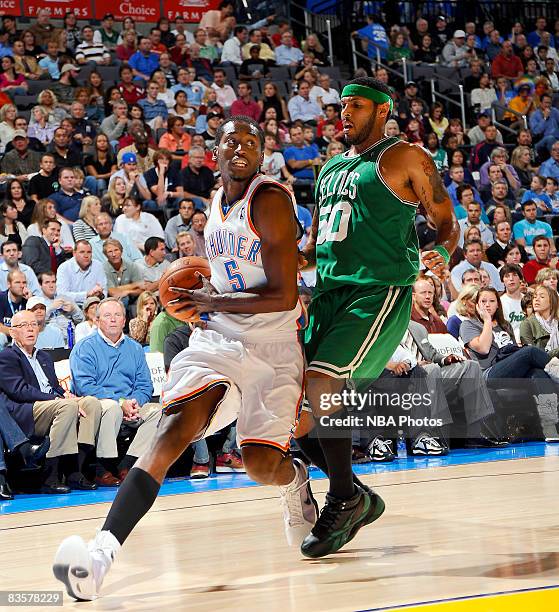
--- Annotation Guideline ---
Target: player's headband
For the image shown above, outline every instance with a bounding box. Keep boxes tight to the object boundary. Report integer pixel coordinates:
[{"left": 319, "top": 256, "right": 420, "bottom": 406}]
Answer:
[{"left": 341, "top": 84, "right": 394, "bottom": 112}]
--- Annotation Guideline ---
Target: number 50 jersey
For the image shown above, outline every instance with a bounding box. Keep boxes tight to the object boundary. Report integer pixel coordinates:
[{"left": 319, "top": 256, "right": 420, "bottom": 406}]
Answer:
[
  {"left": 204, "top": 173, "right": 304, "bottom": 341},
  {"left": 314, "top": 136, "right": 419, "bottom": 296}
]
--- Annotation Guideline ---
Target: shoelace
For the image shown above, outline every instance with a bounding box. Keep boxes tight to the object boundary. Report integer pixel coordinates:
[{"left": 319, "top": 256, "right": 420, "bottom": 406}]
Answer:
[
  {"left": 372, "top": 437, "right": 389, "bottom": 452},
  {"left": 280, "top": 476, "right": 312, "bottom": 526},
  {"left": 313, "top": 498, "right": 347, "bottom": 533}
]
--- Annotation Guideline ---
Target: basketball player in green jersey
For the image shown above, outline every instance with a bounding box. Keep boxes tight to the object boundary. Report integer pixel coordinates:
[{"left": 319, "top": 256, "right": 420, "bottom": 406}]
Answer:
[{"left": 296, "top": 76, "right": 459, "bottom": 558}]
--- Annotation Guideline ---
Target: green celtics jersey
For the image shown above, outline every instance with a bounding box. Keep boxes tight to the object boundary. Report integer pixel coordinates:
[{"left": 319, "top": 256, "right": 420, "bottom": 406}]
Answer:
[{"left": 314, "top": 136, "right": 419, "bottom": 295}]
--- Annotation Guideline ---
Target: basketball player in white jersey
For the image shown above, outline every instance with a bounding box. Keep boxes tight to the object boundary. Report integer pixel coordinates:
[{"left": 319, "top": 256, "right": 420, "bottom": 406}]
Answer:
[{"left": 53, "top": 116, "right": 318, "bottom": 601}]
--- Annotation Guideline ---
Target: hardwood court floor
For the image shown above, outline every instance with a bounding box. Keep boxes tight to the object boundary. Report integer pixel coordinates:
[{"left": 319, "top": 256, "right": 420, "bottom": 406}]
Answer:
[{"left": 1, "top": 456, "right": 559, "bottom": 611}]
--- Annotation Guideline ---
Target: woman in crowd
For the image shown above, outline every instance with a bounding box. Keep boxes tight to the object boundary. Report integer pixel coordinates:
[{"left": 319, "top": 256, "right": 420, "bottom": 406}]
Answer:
[
  {"left": 27, "top": 198, "right": 75, "bottom": 251},
  {"left": 423, "top": 132, "right": 448, "bottom": 172},
  {"left": 258, "top": 82, "right": 289, "bottom": 123},
  {"left": 153, "top": 70, "right": 175, "bottom": 110},
  {"left": 384, "top": 119, "right": 401, "bottom": 138},
  {"left": 6, "top": 178, "right": 34, "bottom": 227},
  {"left": 0, "top": 102, "right": 16, "bottom": 150},
  {"left": 503, "top": 244, "right": 524, "bottom": 269},
  {"left": 325, "top": 140, "right": 345, "bottom": 160},
  {"left": 62, "top": 11, "right": 81, "bottom": 53},
  {"left": 75, "top": 297, "right": 100, "bottom": 343},
  {"left": 442, "top": 118, "right": 469, "bottom": 148},
  {"left": 0, "top": 202, "right": 27, "bottom": 248},
  {"left": 301, "top": 33, "right": 328, "bottom": 65},
  {"left": 84, "top": 134, "right": 117, "bottom": 196},
  {"left": 535, "top": 268, "right": 559, "bottom": 292},
  {"left": 103, "top": 86, "right": 125, "bottom": 119},
  {"left": 169, "top": 90, "right": 195, "bottom": 125},
  {"left": 27, "top": 105, "right": 58, "bottom": 146},
  {"left": 405, "top": 117, "right": 425, "bottom": 143},
  {"left": 37, "top": 89, "right": 67, "bottom": 124},
  {"left": 158, "top": 115, "right": 192, "bottom": 161},
  {"left": 262, "top": 116, "right": 290, "bottom": 145},
  {"left": 128, "top": 291, "right": 159, "bottom": 346},
  {"left": 511, "top": 145, "right": 536, "bottom": 190},
  {"left": 113, "top": 197, "right": 164, "bottom": 252},
  {"left": 262, "top": 131, "right": 294, "bottom": 183},
  {"left": 169, "top": 33, "right": 190, "bottom": 67},
  {"left": 447, "top": 284, "right": 479, "bottom": 339},
  {"left": 101, "top": 176, "right": 127, "bottom": 219},
  {"left": 117, "top": 17, "right": 136, "bottom": 44},
  {"left": 85, "top": 72, "right": 105, "bottom": 122},
  {"left": 427, "top": 102, "right": 449, "bottom": 140},
  {"left": 387, "top": 31, "right": 413, "bottom": 65},
  {"left": 415, "top": 34, "right": 437, "bottom": 63},
  {"left": 0, "top": 55, "right": 28, "bottom": 98},
  {"left": 72, "top": 196, "right": 101, "bottom": 242},
  {"left": 116, "top": 30, "right": 138, "bottom": 63},
  {"left": 158, "top": 17, "right": 176, "bottom": 48},
  {"left": 520, "top": 285, "right": 559, "bottom": 358},
  {"left": 464, "top": 225, "right": 487, "bottom": 249},
  {"left": 20, "top": 30, "right": 43, "bottom": 58}
]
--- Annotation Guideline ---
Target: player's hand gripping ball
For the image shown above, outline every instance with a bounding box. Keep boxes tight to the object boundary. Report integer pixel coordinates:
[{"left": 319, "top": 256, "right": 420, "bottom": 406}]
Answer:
[{"left": 159, "top": 256, "right": 212, "bottom": 322}]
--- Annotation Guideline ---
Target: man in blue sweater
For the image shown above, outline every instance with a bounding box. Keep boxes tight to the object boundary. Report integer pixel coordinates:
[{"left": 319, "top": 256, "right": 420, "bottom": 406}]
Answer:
[
  {"left": 529, "top": 94, "right": 559, "bottom": 155},
  {"left": 70, "top": 298, "right": 160, "bottom": 482}
]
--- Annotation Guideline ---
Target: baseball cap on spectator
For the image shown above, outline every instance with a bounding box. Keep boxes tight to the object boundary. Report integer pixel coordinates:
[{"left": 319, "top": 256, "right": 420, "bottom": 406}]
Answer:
[
  {"left": 437, "top": 15, "right": 447, "bottom": 22},
  {"left": 477, "top": 111, "right": 490, "bottom": 118},
  {"left": 60, "top": 64, "right": 80, "bottom": 74},
  {"left": 206, "top": 111, "right": 224, "bottom": 120},
  {"left": 453, "top": 30, "right": 466, "bottom": 38},
  {"left": 27, "top": 296, "right": 47, "bottom": 310},
  {"left": 122, "top": 152, "right": 137, "bottom": 164},
  {"left": 83, "top": 296, "right": 101, "bottom": 312},
  {"left": 12, "top": 130, "right": 27, "bottom": 140},
  {"left": 405, "top": 81, "right": 417, "bottom": 88}
]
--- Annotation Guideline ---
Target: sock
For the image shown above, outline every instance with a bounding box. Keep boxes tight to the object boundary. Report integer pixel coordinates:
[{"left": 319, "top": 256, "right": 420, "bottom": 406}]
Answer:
[
  {"left": 78, "top": 443, "right": 94, "bottom": 473},
  {"left": 98, "top": 457, "right": 118, "bottom": 476},
  {"left": 298, "top": 432, "right": 372, "bottom": 489},
  {"left": 102, "top": 467, "right": 160, "bottom": 545},
  {"left": 43, "top": 457, "right": 60, "bottom": 485},
  {"left": 0, "top": 470, "right": 6, "bottom": 485},
  {"left": 118, "top": 455, "right": 136, "bottom": 472},
  {"left": 16, "top": 441, "right": 33, "bottom": 463}
]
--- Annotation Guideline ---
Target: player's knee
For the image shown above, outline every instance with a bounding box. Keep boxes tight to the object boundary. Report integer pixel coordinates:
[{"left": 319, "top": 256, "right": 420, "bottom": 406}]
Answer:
[{"left": 241, "top": 445, "right": 284, "bottom": 485}]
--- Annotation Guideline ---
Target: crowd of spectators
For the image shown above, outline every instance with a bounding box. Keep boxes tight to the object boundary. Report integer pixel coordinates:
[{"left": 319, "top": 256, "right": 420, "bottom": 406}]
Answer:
[{"left": 2, "top": 6, "right": 559, "bottom": 499}]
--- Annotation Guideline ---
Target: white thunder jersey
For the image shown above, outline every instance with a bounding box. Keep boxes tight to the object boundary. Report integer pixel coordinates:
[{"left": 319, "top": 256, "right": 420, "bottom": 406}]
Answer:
[{"left": 204, "top": 173, "right": 304, "bottom": 340}]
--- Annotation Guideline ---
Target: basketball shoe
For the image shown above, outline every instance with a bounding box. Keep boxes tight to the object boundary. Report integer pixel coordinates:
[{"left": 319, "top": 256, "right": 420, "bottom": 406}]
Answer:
[
  {"left": 215, "top": 450, "right": 245, "bottom": 472},
  {"left": 53, "top": 530, "right": 119, "bottom": 601},
  {"left": 279, "top": 458, "right": 318, "bottom": 546}
]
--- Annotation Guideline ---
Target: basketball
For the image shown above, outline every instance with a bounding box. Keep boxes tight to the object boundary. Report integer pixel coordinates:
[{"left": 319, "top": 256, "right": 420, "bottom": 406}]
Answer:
[{"left": 159, "top": 256, "right": 212, "bottom": 322}]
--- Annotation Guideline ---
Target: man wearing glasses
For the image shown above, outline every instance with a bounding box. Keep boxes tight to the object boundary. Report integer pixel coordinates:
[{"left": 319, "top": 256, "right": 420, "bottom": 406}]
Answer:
[{"left": 0, "top": 310, "right": 103, "bottom": 494}]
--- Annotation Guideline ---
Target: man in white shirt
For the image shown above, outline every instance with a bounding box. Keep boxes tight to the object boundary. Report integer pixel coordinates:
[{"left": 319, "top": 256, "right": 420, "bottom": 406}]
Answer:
[
  {"left": 499, "top": 264, "right": 525, "bottom": 340},
  {"left": 288, "top": 80, "right": 324, "bottom": 123},
  {"left": 211, "top": 69, "right": 237, "bottom": 109},
  {"left": 313, "top": 74, "right": 341, "bottom": 107},
  {"left": 220, "top": 26, "right": 248, "bottom": 65},
  {"left": 0, "top": 241, "right": 41, "bottom": 295},
  {"left": 38, "top": 271, "right": 83, "bottom": 345},
  {"left": 457, "top": 201, "right": 495, "bottom": 248},
  {"left": 56, "top": 240, "right": 107, "bottom": 306},
  {"left": 451, "top": 238, "right": 504, "bottom": 292},
  {"left": 136, "top": 237, "right": 170, "bottom": 292},
  {"left": 90, "top": 213, "right": 142, "bottom": 264},
  {"left": 275, "top": 31, "right": 304, "bottom": 66}
]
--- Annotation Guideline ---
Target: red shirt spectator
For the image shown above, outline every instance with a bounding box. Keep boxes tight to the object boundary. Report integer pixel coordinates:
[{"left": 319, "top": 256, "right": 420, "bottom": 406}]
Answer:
[
  {"left": 523, "top": 260, "right": 551, "bottom": 285},
  {"left": 491, "top": 42, "right": 524, "bottom": 79},
  {"left": 118, "top": 82, "right": 146, "bottom": 106},
  {"left": 230, "top": 83, "right": 261, "bottom": 121}
]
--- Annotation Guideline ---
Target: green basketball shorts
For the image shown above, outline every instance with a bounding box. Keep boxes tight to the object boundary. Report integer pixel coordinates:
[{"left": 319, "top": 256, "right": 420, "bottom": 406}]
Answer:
[{"left": 304, "top": 284, "right": 413, "bottom": 379}]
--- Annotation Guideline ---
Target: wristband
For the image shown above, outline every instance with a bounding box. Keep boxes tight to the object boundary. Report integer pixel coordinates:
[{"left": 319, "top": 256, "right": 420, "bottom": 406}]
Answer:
[{"left": 433, "top": 245, "right": 450, "bottom": 265}]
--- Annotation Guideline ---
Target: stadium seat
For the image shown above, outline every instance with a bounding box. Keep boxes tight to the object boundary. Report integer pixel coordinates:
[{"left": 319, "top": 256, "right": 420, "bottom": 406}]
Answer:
[
  {"left": 221, "top": 65, "right": 237, "bottom": 82},
  {"left": 320, "top": 66, "right": 341, "bottom": 80},
  {"left": 268, "top": 66, "right": 290, "bottom": 81},
  {"left": 411, "top": 63, "right": 436, "bottom": 84},
  {"left": 13, "top": 95, "right": 36, "bottom": 110},
  {"left": 97, "top": 66, "right": 120, "bottom": 83},
  {"left": 27, "top": 80, "right": 47, "bottom": 95}
]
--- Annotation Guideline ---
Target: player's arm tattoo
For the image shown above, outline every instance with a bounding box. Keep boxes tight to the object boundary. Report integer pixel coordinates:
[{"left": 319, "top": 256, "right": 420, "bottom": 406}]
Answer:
[{"left": 409, "top": 151, "right": 459, "bottom": 256}]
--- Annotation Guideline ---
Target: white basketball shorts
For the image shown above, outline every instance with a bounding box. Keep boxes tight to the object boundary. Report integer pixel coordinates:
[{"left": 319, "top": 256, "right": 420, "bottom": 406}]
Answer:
[{"left": 161, "top": 327, "right": 304, "bottom": 452}]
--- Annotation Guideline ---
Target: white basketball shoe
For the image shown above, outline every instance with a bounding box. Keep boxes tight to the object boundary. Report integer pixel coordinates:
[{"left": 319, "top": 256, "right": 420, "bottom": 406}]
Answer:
[
  {"left": 53, "top": 530, "right": 120, "bottom": 600},
  {"left": 279, "top": 458, "right": 318, "bottom": 546}
]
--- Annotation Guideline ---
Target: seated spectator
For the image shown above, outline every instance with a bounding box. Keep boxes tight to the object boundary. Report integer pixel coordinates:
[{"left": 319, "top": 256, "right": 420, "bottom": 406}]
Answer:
[
  {"left": 116, "top": 29, "right": 138, "bottom": 63},
  {"left": 129, "top": 37, "right": 160, "bottom": 83},
  {"left": 0, "top": 201, "right": 27, "bottom": 249},
  {"left": 149, "top": 307, "right": 183, "bottom": 353},
  {"left": 467, "top": 113, "right": 503, "bottom": 147},
  {"left": 113, "top": 197, "right": 164, "bottom": 253},
  {"left": 0, "top": 130, "right": 41, "bottom": 183},
  {"left": 511, "top": 145, "right": 535, "bottom": 189},
  {"left": 158, "top": 116, "right": 191, "bottom": 162},
  {"left": 452, "top": 238, "right": 504, "bottom": 292},
  {"left": 38, "top": 271, "right": 83, "bottom": 345},
  {"left": 536, "top": 267, "right": 559, "bottom": 291},
  {"left": 165, "top": 198, "right": 195, "bottom": 251},
  {"left": 523, "top": 235, "right": 557, "bottom": 285},
  {"left": 410, "top": 278, "right": 448, "bottom": 333},
  {"left": 181, "top": 146, "right": 217, "bottom": 209},
  {"left": 117, "top": 125, "right": 156, "bottom": 176},
  {"left": 189, "top": 210, "right": 207, "bottom": 257},
  {"left": 262, "top": 131, "right": 294, "bottom": 183},
  {"left": 276, "top": 30, "right": 304, "bottom": 66},
  {"left": 0, "top": 102, "right": 16, "bottom": 150},
  {"left": 56, "top": 240, "right": 106, "bottom": 307},
  {"left": 47, "top": 127, "right": 80, "bottom": 171},
  {"left": 484, "top": 177, "right": 516, "bottom": 213},
  {"left": 37, "top": 39, "right": 62, "bottom": 79},
  {"left": 500, "top": 264, "right": 526, "bottom": 338},
  {"left": 128, "top": 291, "right": 158, "bottom": 345},
  {"left": 109, "top": 153, "right": 152, "bottom": 206},
  {"left": 288, "top": 80, "right": 323, "bottom": 124},
  {"left": 22, "top": 218, "right": 70, "bottom": 276},
  {"left": 102, "top": 238, "right": 144, "bottom": 311},
  {"left": 50, "top": 64, "right": 80, "bottom": 112},
  {"left": 239, "top": 44, "right": 270, "bottom": 81},
  {"left": 136, "top": 237, "right": 171, "bottom": 292},
  {"left": 169, "top": 32, "right": 189, "bottom": 67},
  {"left": 284, "top": 124, "right": 321, "bottom": 184},
  {"left": 27, "top": 106, "right": 57, "bottom": 147},
  {"left": 470, "top": 73, "right": 497, "bottom": 113},
  {"left": 84, "top": 134, "right": 117, "bottom": 196},
  {"left": 513, "top": 200, "right": 553, "bottom": 252},
  {"left": 74, "top": 295, "right": 99, "bottom": 343},
  {"left": 172, "top": 231, "right": 196, "bottom": 260},
  {"left": 27, "top": 199, "right": 74, "bottom": 252},
  {"left": 0, "top": 270, "right": 28, "bottom": 342},
  {"left": 171, "top": 67, "right": 205, "bottom": 111},
  {"left": 540, "top": 141, "right": 559, "bottom": 181},
  {"left": 458, "top": 201, "right": 494, "bottom": 248},
  {"left": 100, "top": 101, "right": 129, "bottom": 147},
  {"left": 529, "top": 93, "right": 559, "bottom": 154},
  {"left": 470, "top": 124, "right": 501, "bottom": 171},
  {"left": 0, "top": 55, "right": 27, "bottom": 98},
  {"left": 71, "top": 298, "right": 161, "bottom": 480},
  {"left": 220, "top": 25, "right": 247, "bottom": 66},
  {"left": 211, "top": 68, "right": 237, "bottom": 111},
  {"left": 12, "top": 39, "right": 44, "bottom": 80},
  {"left": 230, "top": 82, "right": 261, "bottom": 121},
  {"left": 72, "top": 196, "right": 101, "bottom": 243},
  {"left": 138, "top": 80, "right": 168, "bottom": 130},
  {"left": 447, "top": 283, "right": 480, "bottom": 338},
  {"left": 0, "top": 310, "right": 107, "bottom": 493},
  {"left": 144, "top": 149, "right": 184, "bottom": 214},
  {"left": 49, "top": 167, "right": 83, "bottom": 223},
  {"left": 75, "top": 25, "right": 111, "bottom": 66},
  {"left": 520, "top": 284, "right": 559, "bottom": 358},
  {"left": 479, "top": 147, "right": 521, "bottom": 192},
  {"left": 90, "top": 212, "right": 141, "bottom": 264},
  {"left": 27, "top": 296, "right": 65, "bottom": 350},
  {"left": 491, "top": 40, "right": 524, "bottom": 78},
  {"left": 101, "top": 176, "right": 127, "bottom": 219},
  {"left": 441, "top": 29, "right": 469, "bottom": 68},
  {"left": 521, "top": 175, "right": 553, "bottom": 214},
  {"left": 118, "top": 65, "right": 146, "bottom": 106}
]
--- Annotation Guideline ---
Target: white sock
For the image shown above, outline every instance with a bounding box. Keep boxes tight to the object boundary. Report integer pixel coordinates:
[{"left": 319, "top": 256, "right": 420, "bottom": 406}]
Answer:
[{"left": 92, "top": 530, "right": 121, "bottom": 561}]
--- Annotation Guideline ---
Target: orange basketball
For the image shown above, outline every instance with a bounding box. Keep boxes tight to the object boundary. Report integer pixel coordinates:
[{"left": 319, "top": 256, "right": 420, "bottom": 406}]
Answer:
[{"left": 159, "top": 256, "right": 211, "bottom": 322}]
